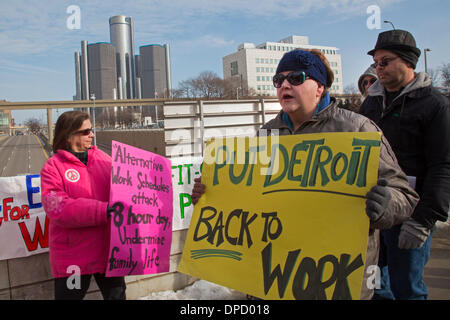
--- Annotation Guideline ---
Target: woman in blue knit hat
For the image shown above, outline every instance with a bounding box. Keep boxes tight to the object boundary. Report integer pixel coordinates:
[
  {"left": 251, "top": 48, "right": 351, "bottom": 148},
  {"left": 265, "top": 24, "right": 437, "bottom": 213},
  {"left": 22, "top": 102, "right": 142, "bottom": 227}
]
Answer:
[{"left": 191, "top": 49, "right": 419, "bottom": 300}]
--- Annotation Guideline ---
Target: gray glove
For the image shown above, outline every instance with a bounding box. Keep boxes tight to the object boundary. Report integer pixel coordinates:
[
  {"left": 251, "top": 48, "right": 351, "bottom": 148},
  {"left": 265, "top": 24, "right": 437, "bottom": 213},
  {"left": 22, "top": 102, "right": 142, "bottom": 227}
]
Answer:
[
  {"left": 365, "top": 179, "right": 391, "bottom": 221},
  {"left": 398, "top": 218, "right": 431, "bottom": 250}
]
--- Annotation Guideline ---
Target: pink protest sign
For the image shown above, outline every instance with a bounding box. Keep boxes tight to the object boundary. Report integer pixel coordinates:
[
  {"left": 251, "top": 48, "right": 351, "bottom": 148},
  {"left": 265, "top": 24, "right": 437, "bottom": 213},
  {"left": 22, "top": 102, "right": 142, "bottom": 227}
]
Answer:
[{"left": 106, "top": 141, "right": 173, "bottom": 276}]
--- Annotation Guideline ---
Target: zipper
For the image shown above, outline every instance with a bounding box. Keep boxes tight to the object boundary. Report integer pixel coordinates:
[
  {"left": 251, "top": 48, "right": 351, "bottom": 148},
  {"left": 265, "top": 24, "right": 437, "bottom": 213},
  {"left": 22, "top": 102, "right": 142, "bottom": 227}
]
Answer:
[{"left": 380, "top": 94, "right": 406, "bottom": 119}]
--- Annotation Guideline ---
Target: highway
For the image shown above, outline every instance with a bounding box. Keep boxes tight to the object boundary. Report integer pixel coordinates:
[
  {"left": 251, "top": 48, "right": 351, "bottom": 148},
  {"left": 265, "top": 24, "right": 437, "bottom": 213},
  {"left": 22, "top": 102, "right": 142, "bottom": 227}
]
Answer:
[{"left": 0, "top": 134, "right": 49, "bottom": 177}]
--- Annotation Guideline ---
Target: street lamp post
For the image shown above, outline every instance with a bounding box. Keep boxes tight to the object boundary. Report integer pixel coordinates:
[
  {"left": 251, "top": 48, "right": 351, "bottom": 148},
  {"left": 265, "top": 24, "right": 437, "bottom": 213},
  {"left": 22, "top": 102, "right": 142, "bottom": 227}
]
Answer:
[
  {"left": 90, "top": 94, "right": 96, "bottom": 146},
  {"left": 424, "top": 48, "right": 431, "bottom": 74},
  {"left": 383, "top": 20, "right": 396, "bottom": 30}
]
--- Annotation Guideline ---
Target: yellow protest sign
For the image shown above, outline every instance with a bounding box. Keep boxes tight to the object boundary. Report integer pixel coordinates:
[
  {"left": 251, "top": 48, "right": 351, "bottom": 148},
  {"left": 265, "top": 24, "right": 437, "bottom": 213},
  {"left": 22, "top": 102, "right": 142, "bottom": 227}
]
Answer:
[{"left": 178, "top": 132, "right": 381, "bottom": 300}]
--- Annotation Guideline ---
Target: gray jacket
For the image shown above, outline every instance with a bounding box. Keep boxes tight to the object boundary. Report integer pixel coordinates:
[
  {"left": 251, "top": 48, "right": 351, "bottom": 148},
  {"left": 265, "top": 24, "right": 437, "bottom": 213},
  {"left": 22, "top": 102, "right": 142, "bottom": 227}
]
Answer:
[
  {"left": 358, "top": 66, "right": 378, "bottom": 96},
  {"left": 261, "top": 99, "right": 419, "bottom": 300}
]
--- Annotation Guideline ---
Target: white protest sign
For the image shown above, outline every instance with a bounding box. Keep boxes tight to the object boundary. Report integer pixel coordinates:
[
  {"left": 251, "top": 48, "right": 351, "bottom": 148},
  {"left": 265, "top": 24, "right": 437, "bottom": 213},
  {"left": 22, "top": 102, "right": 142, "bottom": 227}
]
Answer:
[
  {"left": 170, "top": 156, "right": 203, "bottom": 230},
  {"left": 0, "top": 175, "right": 48, "bottom": 260}
]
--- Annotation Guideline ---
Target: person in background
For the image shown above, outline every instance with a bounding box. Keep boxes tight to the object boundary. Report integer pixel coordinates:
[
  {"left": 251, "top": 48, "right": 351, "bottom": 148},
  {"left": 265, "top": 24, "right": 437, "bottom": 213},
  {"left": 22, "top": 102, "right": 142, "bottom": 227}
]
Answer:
[
  {"left": 192, "top": 48, "right": 419, "bottom": 300},
  {"left": 40, "top": 110, "right": 126, "bottom": 300},
  {"left": 358, "top": 65, "right": 378, "bottom": 97},
  {"left": 360, "top": 29, "right": 450, "bottom": 300}
]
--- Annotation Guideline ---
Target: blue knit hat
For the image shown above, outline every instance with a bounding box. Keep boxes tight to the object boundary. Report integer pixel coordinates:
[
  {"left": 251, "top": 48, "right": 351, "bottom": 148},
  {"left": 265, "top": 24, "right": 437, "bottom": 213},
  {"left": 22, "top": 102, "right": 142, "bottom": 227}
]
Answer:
[{"left": 276, "top": 49, "right": 328, "bottom": 87}]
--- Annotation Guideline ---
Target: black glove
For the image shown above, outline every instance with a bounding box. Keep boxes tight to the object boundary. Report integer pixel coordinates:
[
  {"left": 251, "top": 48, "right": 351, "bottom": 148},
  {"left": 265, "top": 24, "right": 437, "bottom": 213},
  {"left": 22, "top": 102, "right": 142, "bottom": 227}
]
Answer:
[{"left": 365, "top": 179, "right": 391, "bottom": 221}]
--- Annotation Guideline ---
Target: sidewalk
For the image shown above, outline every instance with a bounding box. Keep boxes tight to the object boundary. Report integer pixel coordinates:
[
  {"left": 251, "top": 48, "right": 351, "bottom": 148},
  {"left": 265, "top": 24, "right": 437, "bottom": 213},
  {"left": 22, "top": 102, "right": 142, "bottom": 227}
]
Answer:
[{"left": 425, "top": 220, "right": 450, "bottom": 300}]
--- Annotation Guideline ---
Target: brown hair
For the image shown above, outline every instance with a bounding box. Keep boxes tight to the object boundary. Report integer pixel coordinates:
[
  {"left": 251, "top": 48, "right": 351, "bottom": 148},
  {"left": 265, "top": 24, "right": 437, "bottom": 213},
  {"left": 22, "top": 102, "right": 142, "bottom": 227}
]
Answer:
[
  {"left": 52, "top": 111, "right": 90, "bottom": 153},
  {"left": 303, "top": 49, "right": 334, "bottom": 95}
]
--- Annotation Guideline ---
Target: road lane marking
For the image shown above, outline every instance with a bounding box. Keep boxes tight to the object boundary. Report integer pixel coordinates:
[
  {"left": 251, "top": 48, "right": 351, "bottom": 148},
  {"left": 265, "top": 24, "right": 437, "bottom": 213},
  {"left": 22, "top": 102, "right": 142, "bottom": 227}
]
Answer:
[{"left": 35, "top": 135, "right": 49, "bottom": 159}]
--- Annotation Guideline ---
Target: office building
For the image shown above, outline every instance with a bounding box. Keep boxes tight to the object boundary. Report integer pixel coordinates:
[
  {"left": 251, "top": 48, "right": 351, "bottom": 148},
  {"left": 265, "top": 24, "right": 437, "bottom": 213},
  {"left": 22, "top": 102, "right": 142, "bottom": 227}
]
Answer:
[
  {"left": 222, "top": 35, "right": 343, "bottom": 96},
  {"left": 74, "top": 15, "right": 172, "bottom": 106},
  {"left": 109, "top": 15, "right": 136, "bottom": 99},
  {"left": 0, "top": 109, "right": 11, "bottom": 135},
  {"left": 87, "top": 43, "right": 117, "bottom": 100},
  {"left": 139, "top": 44, "right": 171, "bottom": 99}
]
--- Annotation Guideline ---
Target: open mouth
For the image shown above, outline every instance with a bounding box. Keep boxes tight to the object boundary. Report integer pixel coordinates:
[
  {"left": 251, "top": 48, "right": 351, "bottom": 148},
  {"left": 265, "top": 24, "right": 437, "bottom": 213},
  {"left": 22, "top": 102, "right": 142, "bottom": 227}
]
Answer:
[{"left": 282, "top": 94, "right": 294, "bottom": 100}]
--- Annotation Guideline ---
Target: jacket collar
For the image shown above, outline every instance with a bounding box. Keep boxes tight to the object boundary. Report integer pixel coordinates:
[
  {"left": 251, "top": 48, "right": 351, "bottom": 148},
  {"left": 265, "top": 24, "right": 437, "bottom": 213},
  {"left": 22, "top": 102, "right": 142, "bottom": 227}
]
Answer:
[
  {"left": 279, "top": 97, "right": 337, "bottom": 131},
  {"left": 56, "top": 146, "right": 96, "bottom": 163},
  {"left": 368, "top": 72, "right": 432, "bottom": 101}
]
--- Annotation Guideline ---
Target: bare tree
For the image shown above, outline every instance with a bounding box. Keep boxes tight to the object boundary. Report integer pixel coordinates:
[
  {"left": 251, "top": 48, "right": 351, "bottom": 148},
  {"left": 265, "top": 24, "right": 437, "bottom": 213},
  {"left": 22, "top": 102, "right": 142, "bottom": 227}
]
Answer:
[
  {"left": 223, "top": 76, "right": 241, "bottom": 99},
  {"left": 25, "top": 118, "right": 41, "bottom": 134},
  {"left": 427, "top": 68, "right": 441, "bottom": 86},
  {"left": 193, "top": 71, "right": 225, "bottom": 99},
  {"left": 175, "top": 71, "right": 226, "bottom": 99},
  {"left": 116, "top": 109, "right": 134, "bottom": 128},
  {"left": 177, "top": 79, "right": 195, "bottom": 98},
  {"left": 97, "top": 109, "right": 116, "bottom": 128},
  {"left": 222, "top": 76, "right": 258, "bottom": 99},
  {"left": 171, "top": 88, "right": 185, "bottom": 99},
  {"left": 440, "top": 63, "right": 450, "bottom": 88},
  {"left": 175, "top": 71, "right": 262, "bottom": 100},
  {"left": 344, "top": 84, "right": 359, "bottom": 94}
]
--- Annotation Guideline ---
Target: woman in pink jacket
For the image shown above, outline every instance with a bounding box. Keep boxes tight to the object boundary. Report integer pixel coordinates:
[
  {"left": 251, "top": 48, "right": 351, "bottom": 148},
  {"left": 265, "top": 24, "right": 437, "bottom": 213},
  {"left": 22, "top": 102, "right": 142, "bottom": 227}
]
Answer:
[{"left": 40, "top": 110, "right": 126, "bottom": 300}]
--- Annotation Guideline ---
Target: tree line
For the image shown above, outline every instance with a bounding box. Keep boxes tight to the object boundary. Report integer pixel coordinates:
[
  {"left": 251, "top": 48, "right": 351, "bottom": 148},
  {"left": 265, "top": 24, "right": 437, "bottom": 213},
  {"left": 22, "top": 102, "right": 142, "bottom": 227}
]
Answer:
[{"left": 172, "top": 71, "right": 259, "bottom": 99}]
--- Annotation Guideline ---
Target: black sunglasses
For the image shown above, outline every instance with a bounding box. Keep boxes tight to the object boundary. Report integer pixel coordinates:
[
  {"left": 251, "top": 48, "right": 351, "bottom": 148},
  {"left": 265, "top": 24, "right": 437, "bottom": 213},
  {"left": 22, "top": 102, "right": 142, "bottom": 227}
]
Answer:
[
  {"left": 363, "top": 78, "right": 377, "bottom": 87},
  {"left": 72, "top": 128, "right": 93, "bottom": 136},
  {"left": 273, "top": 71, "right": 308, "bottom": 88},
  {"left": 371, "top": 56, "right": 399, "bottom": 68}
]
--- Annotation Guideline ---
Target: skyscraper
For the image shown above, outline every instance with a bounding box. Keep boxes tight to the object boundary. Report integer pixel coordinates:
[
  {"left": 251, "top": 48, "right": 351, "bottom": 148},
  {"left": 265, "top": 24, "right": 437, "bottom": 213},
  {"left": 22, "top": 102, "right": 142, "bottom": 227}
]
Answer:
[
  {"left": 73, "top": 15, "right": 173, "bottom": 123},
  {"left": 139, "top": 44, "right": 171, "bottom": 98},
  {"left": 109, "top": 15, "right": 136, "bottom": 99},
  {"left": 87, "top": 43, "right": 117, "bottom": 100}
]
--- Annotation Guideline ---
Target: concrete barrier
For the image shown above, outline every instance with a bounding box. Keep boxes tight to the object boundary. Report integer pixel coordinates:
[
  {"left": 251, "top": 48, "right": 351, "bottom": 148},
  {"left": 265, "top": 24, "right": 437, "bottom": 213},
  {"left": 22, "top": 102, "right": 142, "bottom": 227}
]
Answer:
[
  {"left": 95, "top": 129, "right": 166, "bottom": 156},
  {"left": 0, "top": 229, "right": 195, "bottom": 300}
]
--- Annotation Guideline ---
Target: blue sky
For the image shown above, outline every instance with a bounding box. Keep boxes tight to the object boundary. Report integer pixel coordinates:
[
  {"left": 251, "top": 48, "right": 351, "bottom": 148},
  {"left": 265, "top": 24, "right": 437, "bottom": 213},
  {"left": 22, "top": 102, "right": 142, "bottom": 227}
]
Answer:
[{"left": 1, "top": 0, "right": 449, "bottom": 124}]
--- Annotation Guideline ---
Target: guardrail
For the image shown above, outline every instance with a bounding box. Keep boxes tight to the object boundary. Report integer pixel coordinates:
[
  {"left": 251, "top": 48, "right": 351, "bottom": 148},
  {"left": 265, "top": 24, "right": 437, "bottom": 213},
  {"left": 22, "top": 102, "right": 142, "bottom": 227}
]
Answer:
[{"left": 36, "top": 131, "right": 52, "bottom": 157}]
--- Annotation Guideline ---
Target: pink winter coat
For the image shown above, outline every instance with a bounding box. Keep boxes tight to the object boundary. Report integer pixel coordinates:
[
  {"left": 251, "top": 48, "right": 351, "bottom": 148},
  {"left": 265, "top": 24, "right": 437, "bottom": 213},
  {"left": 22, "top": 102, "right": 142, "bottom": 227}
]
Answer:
[{"left": 40, "top": 146, "right": 111, "bottom": 278}]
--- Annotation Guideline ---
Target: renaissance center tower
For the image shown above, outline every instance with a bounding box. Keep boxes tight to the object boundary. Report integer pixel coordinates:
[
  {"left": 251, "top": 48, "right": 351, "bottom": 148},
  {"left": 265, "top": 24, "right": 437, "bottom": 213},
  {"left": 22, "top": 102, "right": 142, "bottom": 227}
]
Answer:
[{"left": 109, "top": 15, "right": 136, "bottom": 99}]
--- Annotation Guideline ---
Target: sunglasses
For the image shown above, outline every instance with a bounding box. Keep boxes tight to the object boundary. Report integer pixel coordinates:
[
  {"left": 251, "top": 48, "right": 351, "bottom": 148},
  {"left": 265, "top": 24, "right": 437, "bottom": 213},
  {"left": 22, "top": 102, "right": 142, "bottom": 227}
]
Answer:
[
  {"left": 73, "top": 128, "right": 93, "bottom": 136},
  {"left": 363, "top": 78, "right": 377, "bottom": 87},
  {"left": 273, "top": 71, "right": 309, "bottom": 88},
  {"left": 372, "top": 56, "right": 399, "bottom": 68}
]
